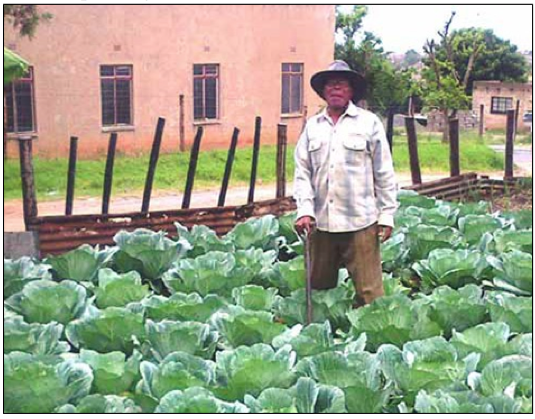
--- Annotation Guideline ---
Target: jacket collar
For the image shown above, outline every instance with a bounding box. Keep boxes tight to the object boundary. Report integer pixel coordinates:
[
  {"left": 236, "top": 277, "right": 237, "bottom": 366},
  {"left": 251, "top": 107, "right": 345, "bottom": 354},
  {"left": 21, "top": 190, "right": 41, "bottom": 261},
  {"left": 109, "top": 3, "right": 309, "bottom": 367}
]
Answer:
[{"left": 319, "top": 101, "right": 360, "bottom": 122}]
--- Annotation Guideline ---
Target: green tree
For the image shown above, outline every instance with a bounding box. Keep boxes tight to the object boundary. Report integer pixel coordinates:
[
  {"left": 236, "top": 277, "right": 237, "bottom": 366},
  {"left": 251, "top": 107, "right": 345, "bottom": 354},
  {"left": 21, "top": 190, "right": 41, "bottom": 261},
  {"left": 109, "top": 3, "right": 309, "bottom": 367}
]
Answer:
[
  {"left": 335, "top": 6, "right": 410, "bottom": 115},
  {"left": 3, "top": 5, "right": 52, "bottom": 38},
  {"left": 437, "top": 28, "right": 529, "bottom": 95},
  {"left": 420, "top": 12, "right": 483, "bottom": 141},
  {"left": 402, "top": 49, "right": 422, "bottom": 68}
]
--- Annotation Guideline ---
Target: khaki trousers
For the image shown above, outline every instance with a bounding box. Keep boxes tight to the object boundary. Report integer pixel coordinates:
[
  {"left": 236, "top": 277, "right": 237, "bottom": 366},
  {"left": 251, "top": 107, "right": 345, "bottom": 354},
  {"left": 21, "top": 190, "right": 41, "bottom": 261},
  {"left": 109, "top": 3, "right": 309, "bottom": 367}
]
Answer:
[{"left": 308, "top": 223, "right": 384, "bottom": 307}]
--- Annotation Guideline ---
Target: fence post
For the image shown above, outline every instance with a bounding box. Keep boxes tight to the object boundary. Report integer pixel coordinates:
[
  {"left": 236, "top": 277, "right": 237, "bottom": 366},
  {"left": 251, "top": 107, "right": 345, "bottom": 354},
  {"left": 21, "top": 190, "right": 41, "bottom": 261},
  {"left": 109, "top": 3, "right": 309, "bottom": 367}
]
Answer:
[
  {"left": 18, "top": 137, "right": 38, "bottom": 230},
  {"left": 505, "top": 109, "right": 515, "bottom": 179},
  {"left": 179, "top": 94, "right": 185, "bottom": 152},
  {"left": 141, "top": 117, "right": 166, "bottom": 213},
  {"left": 449, "top": 118, "right": 460, "bottom": 177},
  {"left": 386, "top": 107, "right": 395, "bottom": 153},
  {"left": 65, "top": 136, "right": 78, "bottom": 215},
  {"left": 182, "top": 126, "right": 203, "bottom": 209},
  {"left": 102, "top": 132, "right": 118, "bottom": 214},
  {"left": 248, "top": 116, "right": 262, "bottom": 204},
  {"left": 404, "top": 116, "right": 422, "bottom": 184},
  {"left": 514, "top": 99, "right": 520, "bottom": 140},
  {"left": 218, "top": 127, "right": 240, "bottom": 207},
  {"left": 478, "top": 104, "right": 485, "bottom": 137},
  {"left": 276, "top": 124, "right": 288, "bottom": 198}
]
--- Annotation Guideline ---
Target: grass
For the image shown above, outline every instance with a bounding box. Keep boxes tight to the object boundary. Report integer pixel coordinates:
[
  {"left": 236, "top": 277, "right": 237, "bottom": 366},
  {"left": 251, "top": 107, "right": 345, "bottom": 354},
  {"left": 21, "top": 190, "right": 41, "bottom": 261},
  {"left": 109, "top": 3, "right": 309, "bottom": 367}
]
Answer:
[{"left": 4, "top": 134, "right": 506, "bottom": 201}]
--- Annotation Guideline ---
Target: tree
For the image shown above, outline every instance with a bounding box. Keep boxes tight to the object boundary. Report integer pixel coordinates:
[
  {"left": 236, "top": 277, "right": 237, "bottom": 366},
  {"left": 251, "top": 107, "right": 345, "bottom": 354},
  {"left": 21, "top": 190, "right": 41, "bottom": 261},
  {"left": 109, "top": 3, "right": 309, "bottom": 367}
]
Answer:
[
  {"left": 335, "top": 6, "right": 410, "bottom": 115},
  {"left": 402, "top": 49, "right": 422, "bottom": 68},
  {"left": 437, "top": 28, "right": 529, "bottom": 95},
  {"left": 3, "top": 5, "right": 52, "bottom": 39},
  {"left": 421, "top": 12, "right": 483, "bottom": 141}
]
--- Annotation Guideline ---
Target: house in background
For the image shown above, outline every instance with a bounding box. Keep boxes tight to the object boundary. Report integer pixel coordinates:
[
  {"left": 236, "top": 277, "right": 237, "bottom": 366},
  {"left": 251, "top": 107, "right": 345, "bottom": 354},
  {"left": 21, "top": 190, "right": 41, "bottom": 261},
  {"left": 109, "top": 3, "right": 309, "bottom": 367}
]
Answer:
[
  {"left": 4, "top": 5, "right": 335, "bottom": 158},
  {"left": 472, "top": 80, "right": 533, "bottom": 132}
]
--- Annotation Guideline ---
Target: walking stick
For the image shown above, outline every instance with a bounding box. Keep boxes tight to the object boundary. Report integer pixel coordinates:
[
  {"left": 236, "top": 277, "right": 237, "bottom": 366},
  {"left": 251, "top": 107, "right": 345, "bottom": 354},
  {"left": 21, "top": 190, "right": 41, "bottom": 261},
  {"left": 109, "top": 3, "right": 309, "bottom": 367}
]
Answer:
[{"left": 297, "top": 228, "right": 313, "bottom": 325}]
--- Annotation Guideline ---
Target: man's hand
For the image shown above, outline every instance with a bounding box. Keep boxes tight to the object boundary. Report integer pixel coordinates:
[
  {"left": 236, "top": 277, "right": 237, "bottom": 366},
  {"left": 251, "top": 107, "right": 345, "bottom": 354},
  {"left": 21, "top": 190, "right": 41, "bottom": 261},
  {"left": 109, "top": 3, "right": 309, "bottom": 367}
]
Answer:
[
  {"left": 378, "top": 225, "right": 393, "bottom": 243},
  {"left": 295, "top": 216, "right": 316, "bottom": 237}
]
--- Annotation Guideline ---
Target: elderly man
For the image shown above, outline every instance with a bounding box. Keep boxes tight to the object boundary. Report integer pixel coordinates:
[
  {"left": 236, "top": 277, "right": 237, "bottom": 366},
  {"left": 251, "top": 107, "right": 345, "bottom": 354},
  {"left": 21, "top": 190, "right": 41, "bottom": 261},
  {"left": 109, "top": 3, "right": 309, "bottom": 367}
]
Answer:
[{"left": 293, "top": 60, "right": 398, "bottom": 308}]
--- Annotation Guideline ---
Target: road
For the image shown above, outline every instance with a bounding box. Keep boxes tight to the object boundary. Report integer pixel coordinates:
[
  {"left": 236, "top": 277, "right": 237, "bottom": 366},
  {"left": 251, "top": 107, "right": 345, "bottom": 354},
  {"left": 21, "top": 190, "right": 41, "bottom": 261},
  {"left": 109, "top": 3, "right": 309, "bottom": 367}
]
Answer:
[{"left": 488, "top": 145, "right": 533, "bottom": 176}]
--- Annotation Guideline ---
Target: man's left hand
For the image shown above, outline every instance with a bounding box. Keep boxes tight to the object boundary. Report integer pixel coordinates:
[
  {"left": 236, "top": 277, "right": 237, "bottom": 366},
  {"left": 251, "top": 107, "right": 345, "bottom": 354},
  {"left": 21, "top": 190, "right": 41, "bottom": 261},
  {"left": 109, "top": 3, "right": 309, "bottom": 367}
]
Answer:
[{"left": 378, "top": 225, "right": 393, "bottom": 243}]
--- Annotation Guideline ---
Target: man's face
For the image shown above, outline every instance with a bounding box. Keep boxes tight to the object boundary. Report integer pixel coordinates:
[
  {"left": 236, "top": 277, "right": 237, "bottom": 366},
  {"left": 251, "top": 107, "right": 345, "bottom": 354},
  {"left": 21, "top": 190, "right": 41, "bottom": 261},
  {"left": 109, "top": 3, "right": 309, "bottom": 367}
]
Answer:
[{"left": 323, "top": 77, "right": 354, "bottom": 109}]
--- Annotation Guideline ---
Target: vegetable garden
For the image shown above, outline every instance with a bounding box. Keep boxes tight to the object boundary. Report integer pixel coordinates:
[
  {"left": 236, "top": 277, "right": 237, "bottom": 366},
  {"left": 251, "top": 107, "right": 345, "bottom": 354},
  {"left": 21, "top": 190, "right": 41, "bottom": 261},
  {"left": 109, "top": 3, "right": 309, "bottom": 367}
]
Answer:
[{"left": 3, "top": 190, "right": 533, "bottom": 413}]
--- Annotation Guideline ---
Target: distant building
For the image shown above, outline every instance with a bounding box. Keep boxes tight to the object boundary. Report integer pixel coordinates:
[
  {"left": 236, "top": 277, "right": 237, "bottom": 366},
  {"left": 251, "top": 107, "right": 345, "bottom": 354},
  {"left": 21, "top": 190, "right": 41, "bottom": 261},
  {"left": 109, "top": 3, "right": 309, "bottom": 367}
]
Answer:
[
  {"left": 472, "top": 81, "right": 532, "bottom": 131},
  {"left": 4, "top": 5, "right": 335, "bottom": 158}
]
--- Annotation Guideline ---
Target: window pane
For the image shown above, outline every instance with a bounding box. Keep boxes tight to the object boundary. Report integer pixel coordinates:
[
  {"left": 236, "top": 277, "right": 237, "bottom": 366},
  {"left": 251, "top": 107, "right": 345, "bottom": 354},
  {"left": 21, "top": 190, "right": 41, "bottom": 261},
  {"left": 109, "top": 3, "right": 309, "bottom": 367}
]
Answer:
[
  {"left": 4, "top": 84, "right": 15, "bottom": 132},
  {"left": 205, "top": 78, "right": 217, "bottom": 119},
  {"left": 194, "top": 78, "right": 204, "bottom": 119},
  {"left": 14, "top": 82, "right": 34, "bottom": 131},
  {"left": 101, "top": 79, "right": 115, "bottom": 125},
  {"left": 193, "top": 64, "right": 203, "bottom": 76},
  {"left": 290, "top": 75, "right": 302, "bottom": 113},
  {"left": 282, "top": 63, "right": 291, "bottom": 72},
  {"left": 100, "top": 66, "right": 114, "bottom": 77},
  {"left": 205, "top": 65, "right": 218, "bottom": 75},
  {"left": 116, "top": 79, "right": 132, "bottom": 124},
  {"left": 291, "top": 63, "right": 302, "bottom": 72},
  {"left": 115, "top": 66, "right": 131, "bottom": 77},
  {"left": 281, "top": 74, "right": 290, "bottom": 114}
]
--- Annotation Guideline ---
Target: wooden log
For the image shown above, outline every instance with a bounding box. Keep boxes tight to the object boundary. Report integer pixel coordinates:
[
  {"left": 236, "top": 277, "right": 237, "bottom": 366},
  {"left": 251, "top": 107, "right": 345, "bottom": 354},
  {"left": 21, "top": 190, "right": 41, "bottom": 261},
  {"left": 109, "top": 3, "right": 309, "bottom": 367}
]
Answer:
[
  {"left": 404, "top": 116, "right": 422, "bottom": 184},
  {"left": 179, "top": 94, "right": 185, "bottom": 152},
  {"left": 218, "top": 128, "right": 240, "bottom": 207},
  {"left": 505, "top": 109, "right": 515, "bottom": 179},
  {"left": 478, "top": 104, "right": 485, "bottom": 137},
  {"left": 102, "top": 132, "right": 118, "bottom": 214},
  {"left": 386, "top": 107, "right": 394, "bottom": 153},
  {"left": 141, "top": 117, "right": 166, "bottom": 213},
  {"left": 65, "top": 136, "right": 78, "bottom": 215},
  {"left": 182, "top": 126, "right": 203, "bottom": 209},
  {"left": 276, "top": 124, "right": 288, "bottom": 198},
  {"left": 514, "top": 99, "right": 520, "bottom": 139},
  {"left": 449, "top": 118, "right": 460, "bottom": 177},
  {"left": 248, "top": 116, "right": 262, "bottom": 204},
  {"left": 18, "top": 137, "right": 38, "bottom": 230}
]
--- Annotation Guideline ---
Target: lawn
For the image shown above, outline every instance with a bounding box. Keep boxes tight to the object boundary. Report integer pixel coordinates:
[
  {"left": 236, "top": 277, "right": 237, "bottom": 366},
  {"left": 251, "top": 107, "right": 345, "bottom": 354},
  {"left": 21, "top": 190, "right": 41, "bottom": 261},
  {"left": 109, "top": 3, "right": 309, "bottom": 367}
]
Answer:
[{"left": 3, "top": 133, "right": 505, "bottom": 201}]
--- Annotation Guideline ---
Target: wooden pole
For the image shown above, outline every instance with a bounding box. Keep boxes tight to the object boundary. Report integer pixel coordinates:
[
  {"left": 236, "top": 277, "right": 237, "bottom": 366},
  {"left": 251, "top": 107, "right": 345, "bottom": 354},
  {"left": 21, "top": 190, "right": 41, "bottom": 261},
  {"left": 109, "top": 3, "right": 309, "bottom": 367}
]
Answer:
[
  {"left": 182, "top": 126, "right": 203, "bottom": 209},
  {"left": 179, "top": 94, "right": 185, "bottom": 152},
  {"left": 218, "top": 128, "right": 240, "bottom": 207},
  {"left": 449, "top": 118, "right": 460, "bottom": 177},
  {"left": 478, "top": 104, "right": 485, "bottom": 137},
  {"left": 65, "top": 136, "right": 78, "bottom": 215},
  {"left": 248, "top": 116, "right": 262, "bottom": 204},
  {"left": 276, "top": 124, "right": 288, "bottom": 198},
  {"left": 404, "top": 116, "right": 422, "bottom": 185},
  {"left": 18, "top": 137, "right": 38, "bottom": 230},
  {"left": 386, "top": 107, "right": 394, "bottom": 153},
  {"left": 514, "top": 99, "right": 520, "bottom": 140},
  {"left": 505, "top": 109, "right": 515, "bottom": 179},
  {"left": 141, "top": 117, "right": 166, "bottom": 213},
  {"left": 101, "top": 132, "right": 118, "bottom": 214}
]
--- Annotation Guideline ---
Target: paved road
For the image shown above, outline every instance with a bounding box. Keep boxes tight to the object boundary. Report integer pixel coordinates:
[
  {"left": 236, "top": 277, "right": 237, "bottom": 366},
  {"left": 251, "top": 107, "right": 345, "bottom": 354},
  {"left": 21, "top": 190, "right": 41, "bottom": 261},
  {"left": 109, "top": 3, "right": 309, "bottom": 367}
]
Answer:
[{"left": 488, "top": 145, "right": 532, "bottom": 175}]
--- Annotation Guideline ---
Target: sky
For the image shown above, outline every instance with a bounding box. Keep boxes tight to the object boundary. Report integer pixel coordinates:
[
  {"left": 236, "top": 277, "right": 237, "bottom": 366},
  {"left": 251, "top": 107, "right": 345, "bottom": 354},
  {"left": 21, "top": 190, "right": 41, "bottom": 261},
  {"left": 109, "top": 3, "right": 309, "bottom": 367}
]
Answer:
[{"left": 341, "top": 4, "right": 533, "bottom": 54}]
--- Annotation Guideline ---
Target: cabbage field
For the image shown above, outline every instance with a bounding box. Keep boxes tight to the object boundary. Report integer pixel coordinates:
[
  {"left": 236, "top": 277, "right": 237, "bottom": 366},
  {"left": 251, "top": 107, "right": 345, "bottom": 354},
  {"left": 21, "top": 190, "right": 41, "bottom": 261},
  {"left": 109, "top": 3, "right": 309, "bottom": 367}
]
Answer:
[{"left": 3, "top": 190, "right": 533, "bottom": 413}]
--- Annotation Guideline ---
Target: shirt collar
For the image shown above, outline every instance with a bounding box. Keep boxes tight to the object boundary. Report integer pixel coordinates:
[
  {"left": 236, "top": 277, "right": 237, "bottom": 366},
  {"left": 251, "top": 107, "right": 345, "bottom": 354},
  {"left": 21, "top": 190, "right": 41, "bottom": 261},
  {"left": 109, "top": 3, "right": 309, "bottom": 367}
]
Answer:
[{"left": 320, "top": 101, "right": 360, "bottom": 122}]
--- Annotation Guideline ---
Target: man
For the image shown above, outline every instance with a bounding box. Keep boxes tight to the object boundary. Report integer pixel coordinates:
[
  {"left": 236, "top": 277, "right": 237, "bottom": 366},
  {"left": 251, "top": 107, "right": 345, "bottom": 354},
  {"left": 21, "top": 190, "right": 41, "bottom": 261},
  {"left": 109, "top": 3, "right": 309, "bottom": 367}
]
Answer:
[{"left": 293, "top": 60, "right": 398, "bottom": 308}]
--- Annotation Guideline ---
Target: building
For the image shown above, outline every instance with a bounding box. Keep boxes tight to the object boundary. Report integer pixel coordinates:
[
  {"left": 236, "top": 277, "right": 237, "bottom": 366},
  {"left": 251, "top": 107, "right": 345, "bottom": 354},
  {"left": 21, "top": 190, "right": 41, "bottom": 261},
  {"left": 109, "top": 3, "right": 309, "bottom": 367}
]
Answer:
[
  {"left": 4, "top": 5, "right": 335, "bottom": 158},
  {"left": 472, "top": 80, "right": 532, "bottom": 132}
]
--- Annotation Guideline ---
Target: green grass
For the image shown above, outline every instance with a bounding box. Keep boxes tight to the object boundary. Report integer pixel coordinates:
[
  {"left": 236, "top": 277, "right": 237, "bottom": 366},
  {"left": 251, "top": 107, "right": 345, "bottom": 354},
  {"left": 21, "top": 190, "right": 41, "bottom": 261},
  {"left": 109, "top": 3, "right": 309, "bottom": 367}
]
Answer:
[{"left": 3, "top": 135, "right": 505, "bottom": 201}]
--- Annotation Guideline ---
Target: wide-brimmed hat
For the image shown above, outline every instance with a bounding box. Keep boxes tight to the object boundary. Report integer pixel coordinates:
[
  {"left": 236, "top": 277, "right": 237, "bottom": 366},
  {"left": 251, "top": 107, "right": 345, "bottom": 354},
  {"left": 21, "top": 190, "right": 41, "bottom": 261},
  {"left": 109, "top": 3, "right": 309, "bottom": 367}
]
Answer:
[{"left": 310, "top": 60, "right": 366, "bottom": 102}]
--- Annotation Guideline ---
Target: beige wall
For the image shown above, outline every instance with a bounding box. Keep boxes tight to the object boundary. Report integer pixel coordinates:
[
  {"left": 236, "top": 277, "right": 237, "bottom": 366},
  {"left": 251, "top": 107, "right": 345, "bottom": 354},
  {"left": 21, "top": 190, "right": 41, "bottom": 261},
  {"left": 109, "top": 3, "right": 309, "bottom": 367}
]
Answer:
[
  {"left": 472, "top": 81, "right": 533, "bottom": 131},
  {"left": 5, "top": 5, "right": 335, "bottom": 158}
]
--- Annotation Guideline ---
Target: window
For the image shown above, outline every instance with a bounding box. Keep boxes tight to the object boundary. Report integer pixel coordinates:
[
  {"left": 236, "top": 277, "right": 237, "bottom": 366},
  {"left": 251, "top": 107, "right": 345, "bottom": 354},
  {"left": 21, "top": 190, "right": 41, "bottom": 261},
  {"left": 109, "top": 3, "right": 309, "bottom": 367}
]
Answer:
[
  {"left": 491, "top": 97, "right": 513, "bottom": 114},
  {"left": 281, "top": 63, "right": 303, "bottom": 114},
  {"left": 4, "top": 67, "right": 36, "bottom": 133},
  {"left": 193, "top": 64, "right": 219, "bottom": 120},
  {"left": 100, "top": 65, "right": 133, "bottom": 126}
]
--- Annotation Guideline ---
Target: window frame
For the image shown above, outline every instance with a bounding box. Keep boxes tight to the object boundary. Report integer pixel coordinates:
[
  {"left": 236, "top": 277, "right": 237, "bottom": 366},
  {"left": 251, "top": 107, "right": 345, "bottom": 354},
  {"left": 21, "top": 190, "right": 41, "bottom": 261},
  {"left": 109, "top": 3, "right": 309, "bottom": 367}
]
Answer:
[
  {"left": 4, "top": 66, "right": 37, "bottom": 134},
  {"left": 100, "top": 64, "right": 134, "bottom": 127},
  {"left": 490, "top": 96, "right": 513, "bottom": 115},
  {"left": 193, "top": 63, "right": 220, "bottom": 122},
  {"left": 281, "top": 63, "right": 304, "bottom": 116}
]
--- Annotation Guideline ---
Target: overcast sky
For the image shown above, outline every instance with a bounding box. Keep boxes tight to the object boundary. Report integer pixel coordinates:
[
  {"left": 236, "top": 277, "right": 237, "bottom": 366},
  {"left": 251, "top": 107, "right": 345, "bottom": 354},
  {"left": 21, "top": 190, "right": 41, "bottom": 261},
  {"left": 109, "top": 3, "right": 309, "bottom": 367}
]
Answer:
[{"left": 341, "top": 4, "right": 533, "bottom": 54}]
